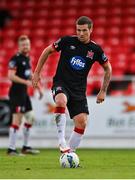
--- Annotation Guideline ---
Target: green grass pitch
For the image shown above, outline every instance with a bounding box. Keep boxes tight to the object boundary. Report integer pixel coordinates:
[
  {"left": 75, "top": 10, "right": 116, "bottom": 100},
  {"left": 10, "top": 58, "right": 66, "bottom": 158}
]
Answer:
[{"left": 0, "top": 149, "right": 135, "bottom": 179}]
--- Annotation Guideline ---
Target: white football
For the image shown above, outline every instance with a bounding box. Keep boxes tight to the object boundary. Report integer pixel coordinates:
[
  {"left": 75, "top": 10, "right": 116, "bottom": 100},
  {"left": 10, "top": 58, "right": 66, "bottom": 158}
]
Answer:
[{"left": 59, "top": 152, "right": 79, "bottom": 168}]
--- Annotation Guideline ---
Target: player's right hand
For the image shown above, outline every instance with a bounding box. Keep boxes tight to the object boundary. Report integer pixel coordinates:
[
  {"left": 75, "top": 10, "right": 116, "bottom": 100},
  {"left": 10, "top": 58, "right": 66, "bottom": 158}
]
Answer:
[
  {"left": 96, "top": 90, "right": 106, "bottom": 104},
  {"left": 26, "top": 80, "right": 32, "bottom": 86},
  {"left": 32, "top": 72, "right": 40, "bottom": 88}
]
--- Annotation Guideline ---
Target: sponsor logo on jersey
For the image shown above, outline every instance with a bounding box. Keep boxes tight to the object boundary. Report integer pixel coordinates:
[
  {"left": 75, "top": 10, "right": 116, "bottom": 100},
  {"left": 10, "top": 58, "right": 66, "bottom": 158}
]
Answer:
[
  {"left": 86, "top": 51, "right": 94, "bottom": 59},
  {"left": 70, "top": 56, "right": 86, "bottom": 70}
]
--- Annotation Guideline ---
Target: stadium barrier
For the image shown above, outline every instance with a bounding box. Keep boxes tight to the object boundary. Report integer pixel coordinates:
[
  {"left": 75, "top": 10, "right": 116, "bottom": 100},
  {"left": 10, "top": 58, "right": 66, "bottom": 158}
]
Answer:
[{"left": 0, "top": 76, "right": 135, "bottom": 148}]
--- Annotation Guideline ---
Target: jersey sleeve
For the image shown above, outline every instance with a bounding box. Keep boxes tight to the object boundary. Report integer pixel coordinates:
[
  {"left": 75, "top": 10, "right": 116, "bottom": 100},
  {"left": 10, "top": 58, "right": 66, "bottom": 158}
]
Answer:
[
  {"left": 96, "top": 45, "right": 108, "bottom": 65},
  {"left": 53, "top": 36, "right": 68, "bottom": 52},
  {"left": 8, "top": 57, "right": 17, "bottom": 70}
]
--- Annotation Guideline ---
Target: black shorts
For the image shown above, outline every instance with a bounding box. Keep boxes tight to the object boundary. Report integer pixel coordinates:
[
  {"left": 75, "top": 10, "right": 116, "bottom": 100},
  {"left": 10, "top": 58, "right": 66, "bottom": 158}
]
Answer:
[
  {"left": 9, "top": 94, "right": 32, "bottom": 114},
  {"left": 52, "top": 85, "right": 89, "bottom": 119}
]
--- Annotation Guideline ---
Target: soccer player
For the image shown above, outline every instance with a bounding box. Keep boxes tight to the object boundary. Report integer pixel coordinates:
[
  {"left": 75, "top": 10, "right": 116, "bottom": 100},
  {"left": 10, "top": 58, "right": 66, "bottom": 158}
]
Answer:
[
  {"left": 32, "top": 16, "right": 112, "bottom": 153},
  {"left": 7, "top": 35, "right": 43, "bottom": 155}
]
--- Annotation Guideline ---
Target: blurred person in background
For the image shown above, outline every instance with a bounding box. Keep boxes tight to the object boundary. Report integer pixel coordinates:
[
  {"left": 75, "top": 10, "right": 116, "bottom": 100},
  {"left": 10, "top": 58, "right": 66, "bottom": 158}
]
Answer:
[
  {"left": 7, "top": 35, "right": 43, "bottom": 156},
  {"left": 0, "top": 9, "right": 12, "bottom": 29},
  {"left": 32, "top": 16, "right": 112, "bottom": 153}
]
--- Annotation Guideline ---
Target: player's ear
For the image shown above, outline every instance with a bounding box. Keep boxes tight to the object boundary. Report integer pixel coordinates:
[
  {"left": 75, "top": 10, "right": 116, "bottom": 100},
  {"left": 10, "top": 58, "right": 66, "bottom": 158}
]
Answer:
[{"left": 90, "top": 26, "right": 93, "bottom": 33}]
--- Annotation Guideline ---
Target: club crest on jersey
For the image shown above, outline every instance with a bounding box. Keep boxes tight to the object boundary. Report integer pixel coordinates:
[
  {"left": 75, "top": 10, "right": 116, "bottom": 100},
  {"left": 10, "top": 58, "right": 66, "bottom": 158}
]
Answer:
[
  {"left": 86, "top": 51, "right": 94, "bottom": 59},
  {"left": 70, "top": 56, "right": 86, "bottom": 70}
]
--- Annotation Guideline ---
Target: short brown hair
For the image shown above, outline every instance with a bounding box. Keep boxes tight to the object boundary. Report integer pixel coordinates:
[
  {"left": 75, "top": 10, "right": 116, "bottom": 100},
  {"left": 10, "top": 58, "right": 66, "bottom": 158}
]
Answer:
[
  {"left": 18, "top": 35, "right": 29, "bottom": 43},
  {"left": 76, "top": 16, "right": 93, "bottom": 29}
]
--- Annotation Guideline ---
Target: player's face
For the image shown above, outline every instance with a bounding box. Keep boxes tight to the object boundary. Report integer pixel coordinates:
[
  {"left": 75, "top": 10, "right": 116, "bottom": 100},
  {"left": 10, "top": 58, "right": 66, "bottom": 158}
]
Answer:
[
  {"left": 18, "top": 39, "right": 31, "bottom": 54},
  {"left": 76, "top": 24, "right": 92, "bottom": 43}
]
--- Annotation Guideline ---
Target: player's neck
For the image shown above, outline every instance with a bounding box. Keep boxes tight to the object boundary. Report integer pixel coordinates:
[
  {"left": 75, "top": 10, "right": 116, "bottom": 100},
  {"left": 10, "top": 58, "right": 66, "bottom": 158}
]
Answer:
[
  {"left": 78, "top": 38, "right": 91, "bottom": 44},
  {"left": 19, "top": 51, "right": 29, "bottom": 57},
  {"left": 83, "top": 39, "right": 90, "bottom": 44}
]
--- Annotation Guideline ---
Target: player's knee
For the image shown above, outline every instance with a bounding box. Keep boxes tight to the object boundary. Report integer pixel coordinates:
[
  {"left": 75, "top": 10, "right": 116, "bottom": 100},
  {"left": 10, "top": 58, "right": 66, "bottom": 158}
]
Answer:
[
  {"left": 55, "top": 97, "right": 67, "bottom": 107},
  {"left": 24, "top": 110, "right": 35, "bottom": 125},
  {"left": 78, "top": 119, "right": 87, "bottom": 129},
  {"left": 55, "top": 93, "right": 67, "bottom": 107},
  {"left": 56, "top": 99, "right": 66, "bottom": 107},
  {"left": 74, "top": 114, "right": 87, "bottom": 129}
]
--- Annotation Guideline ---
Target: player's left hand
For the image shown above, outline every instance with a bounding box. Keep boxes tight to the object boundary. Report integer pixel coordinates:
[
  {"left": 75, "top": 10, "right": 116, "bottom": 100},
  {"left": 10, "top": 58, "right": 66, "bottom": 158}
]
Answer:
[
  {"left": 38, "top": 89, "right": 44, "bottom": 100},
  {"left": 96, "top": 90, "right": 106, "bottom": 104},
  {"left": 32, "top": 72, "right": 40, "bottom": 88}
]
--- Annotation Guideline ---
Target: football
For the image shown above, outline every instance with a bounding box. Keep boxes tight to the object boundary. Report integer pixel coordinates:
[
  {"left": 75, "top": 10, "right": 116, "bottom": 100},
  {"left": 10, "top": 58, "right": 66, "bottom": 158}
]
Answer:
[{"left": 59, "top": 152, "right": 79, "bottom": 168}]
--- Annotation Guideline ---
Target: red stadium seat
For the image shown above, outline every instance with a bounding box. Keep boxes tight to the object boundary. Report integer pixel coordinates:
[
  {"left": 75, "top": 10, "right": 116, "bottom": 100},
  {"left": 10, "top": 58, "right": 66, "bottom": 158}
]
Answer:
[
  {"left": 94, "top": 27, "right": 106, "bottom": 37},
  {"left": 0, "top": 82, "right": 10, "bottom": 98},
  {"left": 123, "top": 26, "right": 135, "bottom": 36},
  {"left": 8, "top": 1, "right": 21, "bottom": 10},
  {"left": 32, "top": 28, "right": 45, "bottom": 38},
  {"left": 123, "top": 83, "right": 135, "bottom": 96},
  {"left": 21, "top": 0, "right": 36, "bottom": 9},
  {"left": 35, "top": 10, "right": 49, "bottom": 19},
  {"left": 109, "top": 17, "right": 122, "bottom": 26},
  {"left": 110, "top": 90, "right": 124, "bottom": 96},
  {"left": 19, "top": 19, "right": 33, "bottom": 28},
  {"left": 19, "top": 9, "right": 34, "bottom": 18},
  {"left": 107, "top": 27, "right": 120, "bottom": 38},
  {"left": 34, "top": 19, "right": 47, "bottom": 28},
  {"left": 2, "top": 28, "right": 16, "bottom": 38}
]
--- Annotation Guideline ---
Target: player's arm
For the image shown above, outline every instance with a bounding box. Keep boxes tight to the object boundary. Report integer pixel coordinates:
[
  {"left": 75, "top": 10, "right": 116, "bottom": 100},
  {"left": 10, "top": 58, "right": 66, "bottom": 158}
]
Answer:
[
  {"left": 8, "top": 69, "right": 31, "bottom": 86},
  {"left": 96, "top": 61, "right": 112, "bottom": 103},
  {"left": 32, "top": 45, "right": 56, "bottom": 88}
]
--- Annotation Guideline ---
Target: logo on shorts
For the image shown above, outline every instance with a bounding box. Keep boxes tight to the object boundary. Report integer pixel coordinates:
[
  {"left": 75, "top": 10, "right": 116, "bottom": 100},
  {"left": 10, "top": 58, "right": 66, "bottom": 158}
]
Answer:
[
  {"left": 70, "top": 56, "right": 86, "bottom": 70},
  {"left": 56, "top": 86, "right": 62, "bottom": 91}
]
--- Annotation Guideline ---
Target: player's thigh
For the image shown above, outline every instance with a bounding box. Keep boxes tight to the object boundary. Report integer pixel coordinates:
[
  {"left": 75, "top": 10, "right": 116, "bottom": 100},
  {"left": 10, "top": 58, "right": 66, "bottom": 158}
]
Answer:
[
  {"left": 12, "top": 113, "right": 23, "bottom": 126},
  {"left": 67, "top": 98, "right": 89, "bottom": 121},
  {"left": 9, "top": 95, "right": 26, "bottom": 125},
  {"left": 9, "top": 94, "right": 26, "bottom": 113},
  {"left": 25, "top": 95, "right": 33, "bottom": 112},
  {"left": 24, "top": 96, "right": 34, "bottom": 124},
  {"left": 24, "top": 110, "right": 35, "bottom": 125},
  {"left": 52, "top": 86, "right": 68, "bottom": 107}
]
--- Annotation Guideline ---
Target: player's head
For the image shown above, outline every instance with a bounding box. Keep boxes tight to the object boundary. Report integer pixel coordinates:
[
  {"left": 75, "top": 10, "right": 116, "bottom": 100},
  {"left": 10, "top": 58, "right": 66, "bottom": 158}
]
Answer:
[
  {"left": 76, "top": 16, "right": 93, "bottom": 43},
  {"left": 18, "top": 35, "right": 31, "bottom": 55}
]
